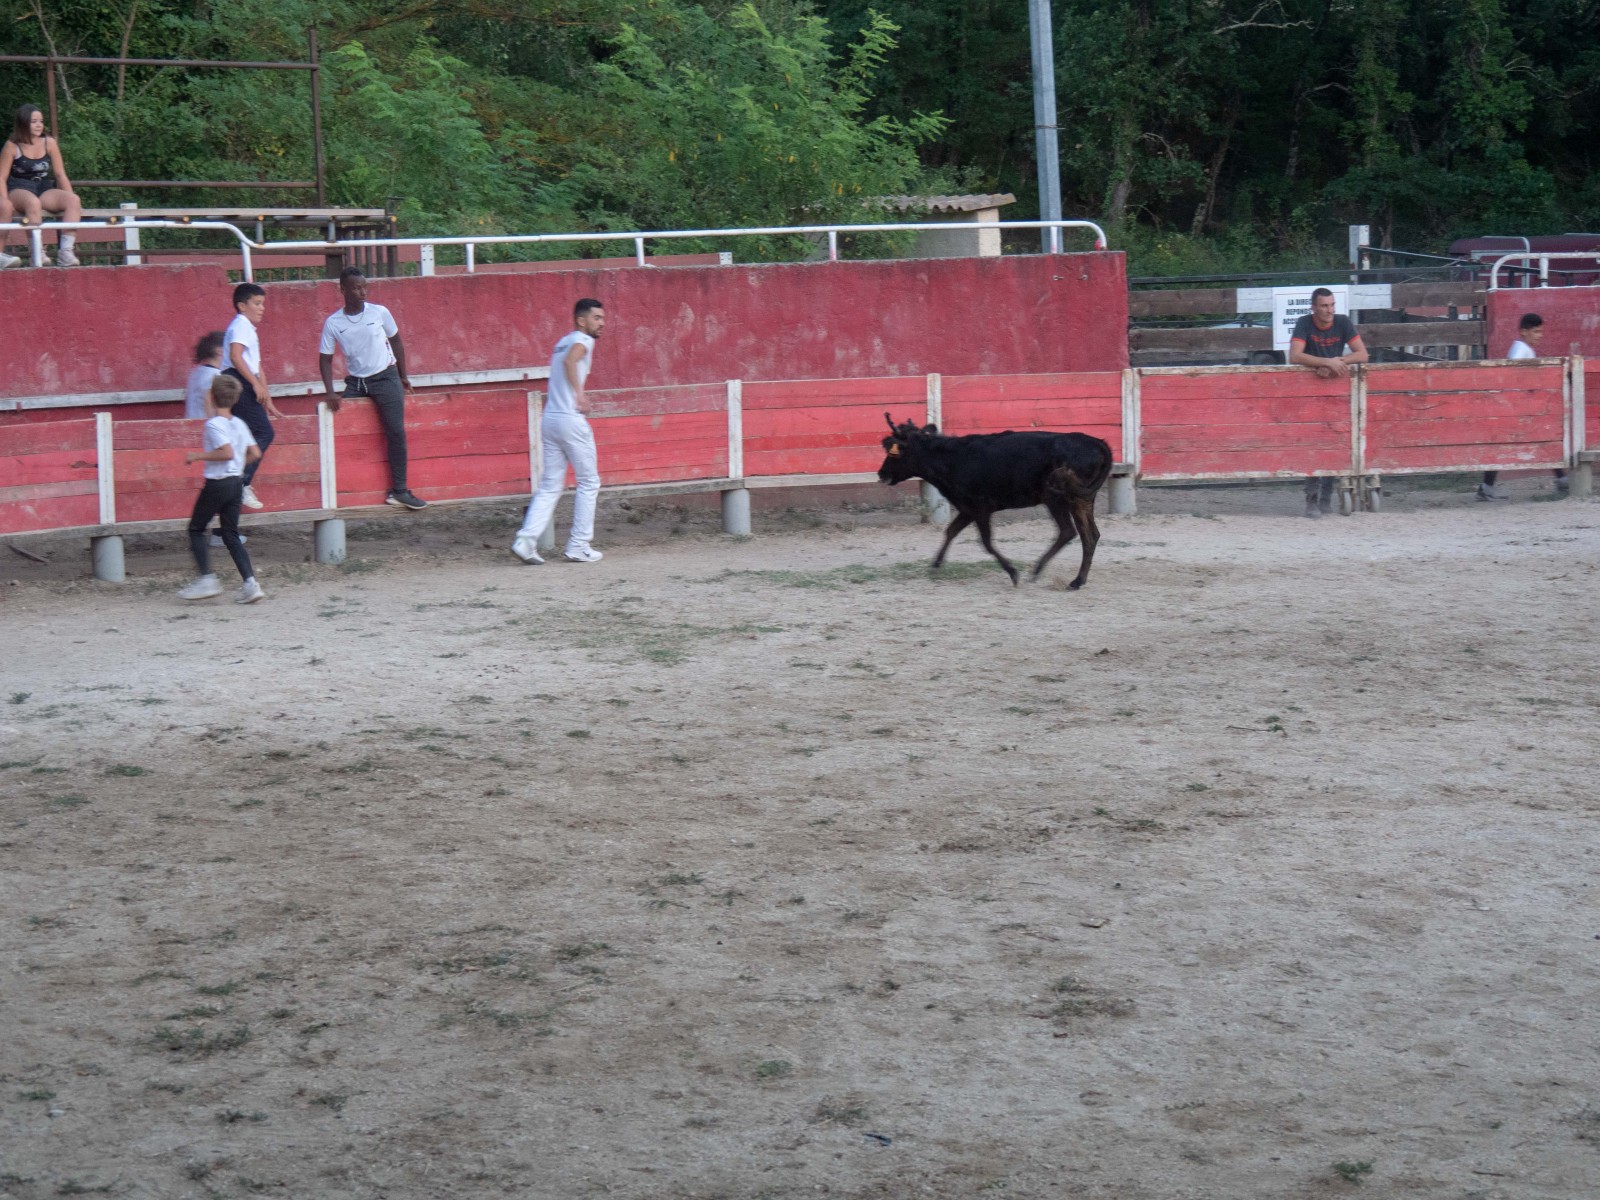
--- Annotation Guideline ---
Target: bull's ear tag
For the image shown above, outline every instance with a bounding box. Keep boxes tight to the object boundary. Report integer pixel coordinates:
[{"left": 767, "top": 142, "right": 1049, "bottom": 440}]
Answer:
[{"left": 887, "top": 444, "right": 901, "bottom": 457}]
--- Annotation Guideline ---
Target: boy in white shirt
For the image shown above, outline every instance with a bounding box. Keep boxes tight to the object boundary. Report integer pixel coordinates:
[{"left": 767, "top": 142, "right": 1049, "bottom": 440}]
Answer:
[
  {"left": 178, "top": 374, "right": 266, "bottom": 604},
  {"left": 220, "top": 282, "right": 282, "bottom": 510},
  {"left": 512, "top": 298, "right": 607, "bottom": 565},
  {"left": 1479, "top": 313, "right": 1568, "bottom": 499},
  {"left": 318, "top": 267, "right": 427, "bottom": 509},
  {"left": 183, "top": 331, "right": 225, "bottom": 420}
]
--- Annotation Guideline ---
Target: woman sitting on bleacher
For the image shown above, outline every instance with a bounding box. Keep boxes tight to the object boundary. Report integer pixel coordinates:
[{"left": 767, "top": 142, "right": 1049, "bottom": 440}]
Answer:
[{"left": 1, "top": 104, "right": 82, "bottom": 267}]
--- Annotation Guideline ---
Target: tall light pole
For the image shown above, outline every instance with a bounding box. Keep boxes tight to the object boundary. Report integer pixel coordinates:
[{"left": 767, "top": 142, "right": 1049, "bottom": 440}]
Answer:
[{"left": 1029, "top": 0, "right": 1063, "bottom": 253}]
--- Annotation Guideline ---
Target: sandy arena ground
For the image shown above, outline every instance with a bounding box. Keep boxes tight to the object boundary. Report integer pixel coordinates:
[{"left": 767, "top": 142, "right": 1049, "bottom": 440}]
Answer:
[{"left": 2, "top": 473, "right": 1598, "bottom": 1200}]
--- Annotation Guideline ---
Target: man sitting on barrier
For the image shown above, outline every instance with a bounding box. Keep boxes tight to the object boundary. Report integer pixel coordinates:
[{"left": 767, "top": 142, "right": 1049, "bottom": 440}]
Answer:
[
  {"left": 1288, "top": 287, "right": 1368, "bottom": 518},
  {"left": 318, "top": 267, "right": 428, "bottom": 510}
]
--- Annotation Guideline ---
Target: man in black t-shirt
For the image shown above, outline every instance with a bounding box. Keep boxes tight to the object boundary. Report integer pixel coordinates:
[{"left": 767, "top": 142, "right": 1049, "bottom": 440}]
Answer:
[{"left": 1288, "top": 288, "right": 1368, "bottom": 518}]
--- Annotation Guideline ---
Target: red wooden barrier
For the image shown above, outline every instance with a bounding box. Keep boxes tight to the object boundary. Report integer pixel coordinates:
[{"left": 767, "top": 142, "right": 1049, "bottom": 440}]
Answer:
[
  {"left": 333, "top": 390, "right": 529, "bottom": 508},
  {"left": 1364, "top": 362, "right": 1566, "bottom": 472},
  {"left": 115, "top": 414, "right": 321, "bottom": 522},
  {"left": 1139, "top": 369, "right": 1350, "bottom": 479},
  {"left": 1585, "top": 361, "right": 1599, "bottom": 450},
  {"left": 742, "top": 377, "right": 924, "bottom": 478},
  {"left": 0, "top": 418, "right": 99, "bottom": 534},
  {"left": 942, "top": 372, "right": 1123, "bottom": 459},
  {"left": 588, "top": 384, "right": 728, "bottom": 487}
]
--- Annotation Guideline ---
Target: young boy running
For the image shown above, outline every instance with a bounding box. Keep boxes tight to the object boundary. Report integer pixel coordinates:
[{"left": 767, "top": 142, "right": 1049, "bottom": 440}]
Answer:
[
  {"left": 178, "top": 374, "right": 266, "bottom": 604},
  {"left": 220, "top": 282, "right": 282, "bottom": 510}
]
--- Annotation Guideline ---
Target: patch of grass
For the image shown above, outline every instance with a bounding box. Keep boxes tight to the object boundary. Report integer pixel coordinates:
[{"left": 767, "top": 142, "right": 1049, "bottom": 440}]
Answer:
[
  {"left": 47, "top": 794, "right": 89, "bottom": 809},
  {"left": 231, "top": 797, "right": 265, "bottom": 810},
  {"left": 18, "top": 1088, "right": 56, "bottom": 1101},
  {"left": 659, "top": 872, "right": 704, "bottom": 886},
  {"left": 196, "top": 980, "right": 244, "bottom": 997},
  {"left": 565, "top": 729, "right": 591, "bottom": 739},
  {"left": 309, "top": 1092, "right": 349, "bottom": 1113},
  {"left": 30, "top": 766, "right": 67, "bottom": 775},
  {"left": 811, "top": 1097, "right": 869, "bottom": 1126},
  {"left": 1, "top": 757, "right": 42, "bottom": 769},
  {"left": 1049, "top": 975, "right": 1136, "bottom": 1020},
  {"left": 9, "top": 692, "right": 30, "bottom": 704},
  {"left": 555, "top": 941, "right": 610, "bottom": 961},
  {"left": 217, "top": 1109, "right": 270, "bottom": 1124},
  {"left": 1332, "top": 1160, "right": 1374, "bottom": 1184},
  {"left": 56, "top": 1182, "right": 114, "bottom": 1195},
  {"left": 104, "top": 764, "right": 149, "bottom": 777},
  {"left": 1184, "top": 782, "right": 1211, "bottom": 792},
  {"left": 755, "top": 1059, "right": 793, "bottom": 1079},
  {"left": 713, "top": 560, "right": 997, "bottom": 591},
  {"left": 166, "top": 1006, "right": 223, "bottom": 1020},
  {"left": 149, "top": 1024, "right": 251, "bottom": 1057}
]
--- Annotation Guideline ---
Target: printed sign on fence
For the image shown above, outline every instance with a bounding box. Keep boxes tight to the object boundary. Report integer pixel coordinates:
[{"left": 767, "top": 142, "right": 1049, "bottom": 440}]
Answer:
[{"left": 1237, "top": 284, "right": 1393, "bottom": 352}]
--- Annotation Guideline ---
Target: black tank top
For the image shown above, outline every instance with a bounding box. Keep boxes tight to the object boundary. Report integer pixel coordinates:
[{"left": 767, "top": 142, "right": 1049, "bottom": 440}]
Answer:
[{"left": 9, "top": 142, "right": 52, "bottom": 184}]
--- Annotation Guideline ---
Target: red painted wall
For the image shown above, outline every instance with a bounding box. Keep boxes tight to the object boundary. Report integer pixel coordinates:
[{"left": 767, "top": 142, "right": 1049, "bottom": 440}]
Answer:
[
  {"left": 1365, "top": 363, "right": 1565, "bottom": 472},
  {"left": 1486, "top": 286, "right": 1600, "bottom": 356},
  {"left": 0, "top": 253, "right": 1128, "bottom": 408}
]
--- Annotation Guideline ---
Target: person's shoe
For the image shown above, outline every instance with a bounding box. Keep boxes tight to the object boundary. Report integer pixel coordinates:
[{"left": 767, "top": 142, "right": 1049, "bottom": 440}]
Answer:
[
  {"left": 511, "top": 537, "right": 544, "bottom": 565},
  {"left": 210, "top": 533, "right": 247, "bottom": 547},
  {"left": 386, "top": 489, "right": 428, "bottom": 510},
  {"left": 1303, "top": 501, "right": 1321, "bottom": 519},
  {"left": 564, "top": 545, "right": 604, "bottom": 563},
  {"left": 1554, "top": 475, "right": 1570, "bottom": 493},
  {"left": 0, "top": 252, "right": 19, "bottom": 270},
  {"left": 54, "top": 246, "right": 79, "bottom": 268},
  {"left": 178, "top": 575, "right": 222, "bottom": 601},
  {"left": 1317, "top": 496, "right": 1334, "bottom": 515},
  {"left": 1476, "top": 483, "right": 1506, "bottom": 501},
  {"left": 235, "top": 578, "right": 265, "bottom": 605},
  {"left": 240, "top": 485, "right": 264, "bottom": 510}
]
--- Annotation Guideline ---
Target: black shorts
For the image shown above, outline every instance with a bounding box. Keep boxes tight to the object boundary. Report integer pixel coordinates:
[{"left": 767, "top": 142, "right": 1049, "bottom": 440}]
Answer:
[{"left": 7, "top": 177, "right": 52, "bottom": 198}]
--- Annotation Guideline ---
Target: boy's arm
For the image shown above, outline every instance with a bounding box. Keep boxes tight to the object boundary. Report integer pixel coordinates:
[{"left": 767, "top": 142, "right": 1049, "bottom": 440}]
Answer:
[
  {"left": 245, "top": 443, "right": 262, "bottom": 464},
  {"left": 186, "top": 445, "right": 235, "bottom": 465},
  {"left": 230, "top": 342, "right": 284, "bottom": 419}
]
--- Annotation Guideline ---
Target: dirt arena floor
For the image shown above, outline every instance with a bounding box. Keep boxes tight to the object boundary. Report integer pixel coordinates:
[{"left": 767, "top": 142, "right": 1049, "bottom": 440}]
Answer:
[{"left": 2, "top": 472, "right": 1598, "bottom": 1200}]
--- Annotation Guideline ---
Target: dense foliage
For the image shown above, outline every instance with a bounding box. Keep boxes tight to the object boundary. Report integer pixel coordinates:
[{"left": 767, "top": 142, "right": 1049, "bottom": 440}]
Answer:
[{"left": 3, "top": 0, "right": 1597, "bottom": 270}]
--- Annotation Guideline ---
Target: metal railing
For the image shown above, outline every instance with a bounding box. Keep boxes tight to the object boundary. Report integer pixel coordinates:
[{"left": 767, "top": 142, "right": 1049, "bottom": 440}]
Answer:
[
  {"left": 1, "top": 217, "right": 1109, "bottom": 280},
  {"left": 1488, "top": 251, "right": 1600, "bottom": 290}
]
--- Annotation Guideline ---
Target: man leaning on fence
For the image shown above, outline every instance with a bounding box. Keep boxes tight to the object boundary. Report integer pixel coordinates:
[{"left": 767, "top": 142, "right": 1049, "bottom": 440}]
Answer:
[{"left": 1288, "top": 288, "right": 1368, "bottom": 518}]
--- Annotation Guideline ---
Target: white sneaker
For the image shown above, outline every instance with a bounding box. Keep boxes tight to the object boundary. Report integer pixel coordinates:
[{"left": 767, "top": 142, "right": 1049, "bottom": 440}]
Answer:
[
  {"left": 511, "top": 536, "right": 544, "bottom": 565},
  {"left": 210, "top": 533, "right": 247, "bottom": 547},
  {"left": 0, "top": 252, "right": 19, "bottom": 270},
  {"left": 55, "top": 247, "right": 79, "bottom": 268},
  {"left": 1476, "top": 484, "right": 1506, "bottom": 502},
  {"left": 178, "top": 575, "right": 222, "bottom": 601},
  {"left": 240, "top": 486, "right": 264, "bottom": 510},
  {"left": 564, "top": 545, "right": 604, "bottom": 563},
  {"left": 235, "top": 578, "right": 265, "bottom": 605}
]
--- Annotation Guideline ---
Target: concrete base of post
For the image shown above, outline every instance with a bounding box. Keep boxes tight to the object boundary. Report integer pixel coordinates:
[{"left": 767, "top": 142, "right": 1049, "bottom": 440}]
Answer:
[
  {"left": 1107, "top": 473, "right": 1136, "bottom": 515},
  {"left": 1573, "top": 461, "right": 1594, "bottom": 499},
  {"left": 721, "top": 487, "right": 752, "bottom": 536},
  {"left": 314, "top": 518, "right": 346, "bottom": 565},
  {"left": 91, "top": 535, "right": 125, "bottom": 583},
  {"left": 536, "top": 522, "right": 557, "bottom": 557},
  {"left": 921, "top": 481, "right": 952, "bottom": 525}
]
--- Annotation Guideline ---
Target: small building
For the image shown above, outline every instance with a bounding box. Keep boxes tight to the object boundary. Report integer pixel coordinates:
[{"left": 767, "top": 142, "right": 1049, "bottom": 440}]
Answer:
[{"left": 877, "top": 193, "right": 1017, "bottom": 259}]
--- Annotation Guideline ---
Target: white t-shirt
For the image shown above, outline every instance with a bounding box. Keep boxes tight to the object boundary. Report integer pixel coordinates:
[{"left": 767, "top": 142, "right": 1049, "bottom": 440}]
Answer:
[
  {"left": 1507, "top": 338, "right": 1536, "bottom": 360},
  {"left": 185, "top": 363, "right": 220, "bottom": 420},
  {"left": 319, "top": 302, "right": 399, "bottom": 379},
  {"left": 544, "top": 330, "right": 596, "bottom": 417},
  {"left": 223, "top": 313, "right": 261, "bottom": 378},
  {"left": 201, "top": 414, "right": 257, "bottom": 480}
]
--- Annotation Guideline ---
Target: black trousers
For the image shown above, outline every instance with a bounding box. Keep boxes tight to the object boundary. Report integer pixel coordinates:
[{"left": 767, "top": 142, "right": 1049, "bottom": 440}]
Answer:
[
  {"left": 188, "top": 477, "right": 254, "bottom": 581},
  {"left": 222, "top": 368, "right": 274, "bottom": 486},
  {"left": 346, "top": 366, "right": 408, "bottom": 492}
]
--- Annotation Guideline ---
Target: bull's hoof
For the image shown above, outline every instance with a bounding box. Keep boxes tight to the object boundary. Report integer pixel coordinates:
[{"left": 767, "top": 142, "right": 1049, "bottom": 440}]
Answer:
[{"left": 1069, "top": 579, "right": 1086, "bottom": 590}]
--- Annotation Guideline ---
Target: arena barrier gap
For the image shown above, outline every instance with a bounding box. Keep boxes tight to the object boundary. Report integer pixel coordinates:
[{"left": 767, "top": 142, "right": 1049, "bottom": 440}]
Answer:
[{"left": 0, "top": 359, "right": 1591, "bottom": 580}]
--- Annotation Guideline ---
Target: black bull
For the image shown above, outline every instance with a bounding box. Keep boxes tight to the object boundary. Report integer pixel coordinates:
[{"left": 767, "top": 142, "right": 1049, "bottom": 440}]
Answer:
[{"left": 877, "top": 414, "right": 1114, "bottom": 589}]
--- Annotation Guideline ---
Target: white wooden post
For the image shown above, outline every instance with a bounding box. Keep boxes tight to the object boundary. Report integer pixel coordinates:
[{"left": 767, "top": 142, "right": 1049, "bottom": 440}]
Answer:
[
  {"left": 317, "top": 400, "right": 338, "bottom": 510},
  {"left": 419, "top": 244, "right": 435, "bottom": 277},
  {"left": 528, "top": 390, "right": 555, "bottom": 555},
  {"left": 721, "top": 379, "right": 750, "bottom": 535},
  {"left": 1109, "top": 368, "right": 1139, "bottom": 515},
  {"left": 91, "top": 411, "right": 123, "bottom": 581},
  {"left": 1571, "top": 355, "right": 1591, "bottom": 498},
  {"left": 1344, "top": 367, "right": 1366, "bottom": 514},
  {"left": 121, "top": 203, "right": 141, "bottom": 266},
  {"left": 920, "top": 373, "right": 951, "bottom": 524}
]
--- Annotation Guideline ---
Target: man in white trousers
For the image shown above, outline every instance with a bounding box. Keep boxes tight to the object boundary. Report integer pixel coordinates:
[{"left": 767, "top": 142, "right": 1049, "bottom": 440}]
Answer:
[{"left": 513, "top": 298, "right": 606, "bottom": 564}]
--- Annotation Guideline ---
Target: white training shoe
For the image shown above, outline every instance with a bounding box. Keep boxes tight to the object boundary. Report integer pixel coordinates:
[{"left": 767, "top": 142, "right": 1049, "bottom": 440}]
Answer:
[
  {"left": 240, "top": 485, "right": 264, "bottom": 510},
  {"left": 54, "top": 247, "right": 79, "bottom": 268},
  {"left": 210, "top": 533, "right": 247, "bottom": 547},
  {"left": 564, "top": 545, "right": 604, "bottom": 563},
  {"left": 178, "top": 575, "right": 222, "bottom": 601},
  {"left": 235, "top": 578, "right": 265, "bottom": 605},
  {"left": 0, "top": 252, "right": 19, "bottom": 270},
  {"left": 511, "top": 536, "right": 544, "bottom": 565}
]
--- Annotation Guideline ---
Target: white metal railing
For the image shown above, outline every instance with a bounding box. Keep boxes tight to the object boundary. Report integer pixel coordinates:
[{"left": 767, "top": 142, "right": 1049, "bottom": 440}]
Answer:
[
  {"left": 1487, "top": 250, "right": 1600, "bottom": 290},
  {"left": 2, "top": 218, "right": 1109, "bottom": 280}
]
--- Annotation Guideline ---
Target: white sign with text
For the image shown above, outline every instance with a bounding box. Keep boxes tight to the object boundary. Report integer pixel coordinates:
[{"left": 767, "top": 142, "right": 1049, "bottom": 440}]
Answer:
[{"left": 1237, "top": 284, "right": 1391, "bottom": 352}]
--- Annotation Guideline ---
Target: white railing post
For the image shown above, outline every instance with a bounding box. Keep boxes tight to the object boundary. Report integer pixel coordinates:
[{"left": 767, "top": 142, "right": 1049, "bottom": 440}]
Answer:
[
  {"left": 27, "top": 225, "right": 43, "bottom": 268},
  {"left": 121, "top": 203, "right": 141, "bottom": 266},
  {"left": 828, "top": 230, "right": 838, "bottom": 262},
  {"left": 465, "top": 243, "right": 475, "bottom": 274},
  {"left": 634, "top": 237, "right": 647, "bottom": 267},
  {"left": 420, "top": 244, "right": 435, "bottom": 277}
]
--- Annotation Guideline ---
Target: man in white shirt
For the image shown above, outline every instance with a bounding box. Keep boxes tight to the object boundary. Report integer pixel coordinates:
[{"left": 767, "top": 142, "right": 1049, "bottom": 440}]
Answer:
[
  {"left": 220, "top": 283, "right": 283, "bottom": 510},
  {"left": 512, "top": 299, "right": 606, "bottom": 565},
  {"left": 1479, "top": 313, "right": 1567, "bottom": 499},
  {"left": 318, "top": 267, "right": 427, "bottom": 510}
]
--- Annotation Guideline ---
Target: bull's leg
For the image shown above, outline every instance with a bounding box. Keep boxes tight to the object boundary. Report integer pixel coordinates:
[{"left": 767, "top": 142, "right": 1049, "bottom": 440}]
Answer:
[
  {"left": 1031, "top": 499, "right": 1079, "bottom": 580},
  {"left": 930, "top": 512, "right": 972, "bottom": 569},
  {"left": 972, "top": 513, "right": 1019, "bottom": 586},
  {"left": 1066, "top": 497, "right": 1100, "bottom": 589}
]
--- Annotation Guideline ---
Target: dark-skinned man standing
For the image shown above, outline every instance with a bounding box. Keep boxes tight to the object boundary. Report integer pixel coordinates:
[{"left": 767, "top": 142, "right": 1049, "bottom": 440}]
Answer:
[{"left": 319, "top": 266, "right": 427, "bottom": 510}]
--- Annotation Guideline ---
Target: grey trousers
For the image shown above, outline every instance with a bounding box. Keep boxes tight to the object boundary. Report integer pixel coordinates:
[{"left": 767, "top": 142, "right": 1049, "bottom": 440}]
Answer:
[{"left": 347, "top": 366, "right": 408, "bottom": 492}]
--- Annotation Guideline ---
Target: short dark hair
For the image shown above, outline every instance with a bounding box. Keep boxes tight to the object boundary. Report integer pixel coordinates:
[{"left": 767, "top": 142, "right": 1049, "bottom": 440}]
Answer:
[
  {"left": 1519, "top": 312, "right": 1543, "bottom": 331},
  {"left": 575, "top": 298, "right": 603, "bottom": 319},
  {"left": 210, "top": 374, "right": 243, "bottom": 409},
  {"left": 339, "top": 266, "right": 366, "bottom": 284},
  {"left": 10, "top": 104, "right": 42, "bottom": 145},
  {"left": 194, "top": 331, "right": 225, "bottom": 363},
  {"left": 1311, "top": 287, "right": 1335, "bottom": 302},
  {"left": 232, "top": 282, "right": 265, "bottom": 310}
]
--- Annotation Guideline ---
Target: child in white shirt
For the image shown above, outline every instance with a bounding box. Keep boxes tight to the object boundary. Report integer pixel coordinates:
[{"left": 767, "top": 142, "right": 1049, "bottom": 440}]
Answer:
[{"left": 178, "top": 374, "right": 266, "bottom": 604}]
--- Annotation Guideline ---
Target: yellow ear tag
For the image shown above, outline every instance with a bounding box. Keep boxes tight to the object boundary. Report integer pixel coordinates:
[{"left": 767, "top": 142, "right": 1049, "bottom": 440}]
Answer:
[{"left": 887, "top": 444, "right": 901, "bottom": 457}]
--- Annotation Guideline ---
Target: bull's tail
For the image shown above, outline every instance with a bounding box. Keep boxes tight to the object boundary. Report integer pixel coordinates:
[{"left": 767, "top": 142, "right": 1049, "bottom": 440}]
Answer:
[{"left": 1043, "top": 436, "right": 1114, "bottom": 502}]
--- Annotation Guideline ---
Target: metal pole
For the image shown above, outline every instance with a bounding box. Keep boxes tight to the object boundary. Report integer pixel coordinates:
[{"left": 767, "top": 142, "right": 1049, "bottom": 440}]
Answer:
[
  {"left": 1028, "top": 0, "right": 1063, "bottom": 253},
  {"left": 45, "top": 63, "right": 57, "bottom": 139},
  {"left": 309, "top": 29, "right": 326, "bottom": 206}
]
